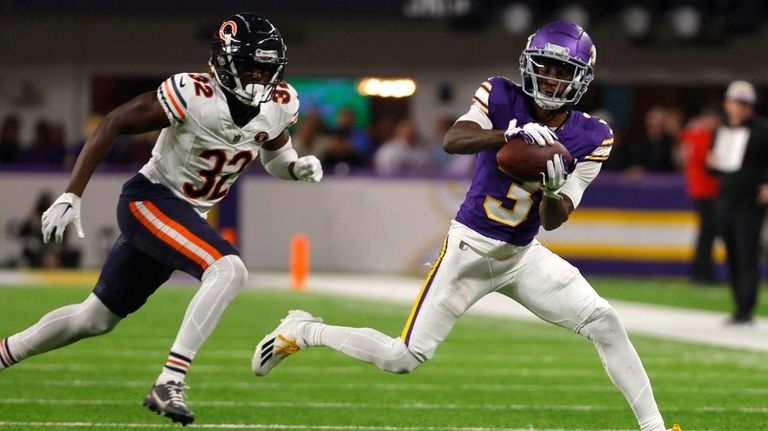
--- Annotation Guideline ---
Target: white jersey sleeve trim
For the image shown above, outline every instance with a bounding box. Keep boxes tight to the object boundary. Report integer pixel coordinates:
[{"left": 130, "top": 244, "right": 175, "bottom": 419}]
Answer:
[
  {"left": 558, "top": 160, "right": 602, "bottom": 209},
  {"left": 457, "top": 104, "right": 493, "bottom": 130},
  {"left": 157, "top": 74, "right": 190, "bottom": 128}
]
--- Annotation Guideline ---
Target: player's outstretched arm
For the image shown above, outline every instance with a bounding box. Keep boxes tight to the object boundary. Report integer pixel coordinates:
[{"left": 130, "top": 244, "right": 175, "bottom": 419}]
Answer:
[
  {"left": 260, "top": 130, "right": 323, "bottom": 182},
  {"left": 443, "top": 121, "right": 507, "bottom": 154},
  {"left": 41, "top": 91, "right": 169, "bottom": 244},
  {"left": 67, "top": 91, "right": 170, "bottom": 197}
]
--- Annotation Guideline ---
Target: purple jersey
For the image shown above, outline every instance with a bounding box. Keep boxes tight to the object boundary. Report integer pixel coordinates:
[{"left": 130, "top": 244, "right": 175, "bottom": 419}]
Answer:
[{"left": 455, "top": 76, "right": 612, "bottom": 245}]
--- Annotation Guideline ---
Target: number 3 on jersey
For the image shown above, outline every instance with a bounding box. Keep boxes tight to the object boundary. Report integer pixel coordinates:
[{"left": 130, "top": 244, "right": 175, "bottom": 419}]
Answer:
[{"left": 483, "top": 182, "right": 538, "bottom": 227}]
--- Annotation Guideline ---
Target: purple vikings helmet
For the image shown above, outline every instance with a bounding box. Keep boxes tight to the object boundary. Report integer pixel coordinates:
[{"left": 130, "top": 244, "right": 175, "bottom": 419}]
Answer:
[
  {"left": 210, "top": 13, "right": 288, "bottom": 106},
  {"left": 519, "top": 20, "right": 596, "bottom": 110}
]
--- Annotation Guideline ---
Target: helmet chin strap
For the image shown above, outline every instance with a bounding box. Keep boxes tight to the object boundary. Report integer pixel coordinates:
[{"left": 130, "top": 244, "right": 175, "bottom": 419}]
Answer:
[
  {"left": 533, "top": 96, "right": 565, "bottom": 111},
  {"left": 242, "top": 83, "right": 270, "bottom": 106}
]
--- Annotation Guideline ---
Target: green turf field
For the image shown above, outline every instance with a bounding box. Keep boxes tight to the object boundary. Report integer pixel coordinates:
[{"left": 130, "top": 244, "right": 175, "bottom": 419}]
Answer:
[
  {"left": 0, "top": 285, "right": 766, "bottom": 431},
  {"left": 590, "top": 277, "right": 768, "bottom": 317}
]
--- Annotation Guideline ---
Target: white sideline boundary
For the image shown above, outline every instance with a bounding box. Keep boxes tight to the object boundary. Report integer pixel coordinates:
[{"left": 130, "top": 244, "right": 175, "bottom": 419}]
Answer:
[
  {"left": 1, "top": 270, "right": 765, "bottom": 352},
  {"left": 248, "top": 272, "right": 768, "bottom": 352}
]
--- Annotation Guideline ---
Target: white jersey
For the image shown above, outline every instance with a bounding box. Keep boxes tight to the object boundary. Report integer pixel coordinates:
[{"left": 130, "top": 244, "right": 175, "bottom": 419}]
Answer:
[{"left": 139, "top": 72, "right": 299, "bottom": 215}]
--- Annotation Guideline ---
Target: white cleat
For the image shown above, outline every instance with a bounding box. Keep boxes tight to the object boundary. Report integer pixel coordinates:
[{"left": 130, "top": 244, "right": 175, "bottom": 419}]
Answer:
[{"left": 252, "top": 309, "right": 322, "bottom": 376}]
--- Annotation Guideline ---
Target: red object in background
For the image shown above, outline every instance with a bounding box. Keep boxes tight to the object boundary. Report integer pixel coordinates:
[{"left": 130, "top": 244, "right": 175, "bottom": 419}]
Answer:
[
  {"left": 681, "top": 128, "right": 719, "bottom": 199},
  {"left": 220, "top": 227, "right": 238, "bottom": 247}
]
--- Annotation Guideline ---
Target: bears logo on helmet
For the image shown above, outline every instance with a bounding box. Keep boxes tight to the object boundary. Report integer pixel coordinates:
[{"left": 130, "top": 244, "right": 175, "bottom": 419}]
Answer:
[{"left": 219, "top": 20, "right": 238, "bottom": 42}]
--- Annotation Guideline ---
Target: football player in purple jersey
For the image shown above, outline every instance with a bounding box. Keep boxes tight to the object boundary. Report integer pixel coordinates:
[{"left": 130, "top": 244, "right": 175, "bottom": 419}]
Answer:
[{"left": 254, "top": 21, "right": 677, "bottom": 431}]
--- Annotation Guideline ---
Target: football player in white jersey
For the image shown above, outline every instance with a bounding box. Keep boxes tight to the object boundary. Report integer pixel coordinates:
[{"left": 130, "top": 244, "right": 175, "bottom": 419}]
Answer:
[{"left": 0, "top": 13, "right": 321, "bottom": 425}]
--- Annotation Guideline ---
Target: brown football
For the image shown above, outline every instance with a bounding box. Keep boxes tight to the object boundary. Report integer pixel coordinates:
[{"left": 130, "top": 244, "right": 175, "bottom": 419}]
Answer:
[{"left": 496, "top": 136, "right": 573, "bottom": 182}]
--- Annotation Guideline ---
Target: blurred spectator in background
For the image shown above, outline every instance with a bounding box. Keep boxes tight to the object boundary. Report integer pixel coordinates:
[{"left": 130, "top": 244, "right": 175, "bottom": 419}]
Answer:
[
  {"left": 66, "top": 114, "right": 103, "bottom": 168},
  {"left": 680, "top": 106, "right": 721, "bottom": 284},
  {"left": 708, "top": 80, "right": 768, "bottom": 324},
  {"left": 15, "top": 190, "right": 81, "bottom": 268},
  {"left": 664, "top": 107, "right": 685, "bottom": 169},
  {"left": 116, "top": 131, "right": 158, "bottom": 167},
  {"left": 335, "top": 107, "right": 374, "bottom": 158},
  {"left": 321, "top": 128, "right": 368, "bottom": 175},
  {"left": 430, "top": 116, "right": 456, "bottom": 168},
  {"left": 622, "top": 106, "right": 678, "bottom": 175},
  {"left": 430, "top": 115, "right": 474, "bottom": 176},
  {"left": 368, "top": 115, "right": 398, "bottom": 152},
  {"left": 374, "top": 118, "right": 433, "bottom": 175},
  {"left": 16, "top": 120, "right": 67, "bottom": 166},
  {"left": 292, "top": 111, "right": 330, "bottom": 159},
  {"left": 591, "top": 109, "right": 626, "bottom": 172},
  {"left": 0, "top": 115, "right": 22, "bottom": 165}
]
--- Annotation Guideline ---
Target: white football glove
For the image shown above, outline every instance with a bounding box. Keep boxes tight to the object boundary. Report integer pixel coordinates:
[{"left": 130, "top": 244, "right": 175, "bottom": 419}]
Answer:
[
  {"left": 292, "top": 155, "right": 323, "bottom": 182},
  {"left": 41, "top": 192, "right": 85, "bottom": 244},
  {"left": 540, "top": 154, "right": 571, "bottom": 199},
  {"left": 504, "top": 119, "right": 557, "bottom": 147}
]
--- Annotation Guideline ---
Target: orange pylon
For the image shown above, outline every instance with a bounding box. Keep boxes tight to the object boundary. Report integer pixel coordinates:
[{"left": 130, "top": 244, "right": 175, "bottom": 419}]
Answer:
[{"left": 290, "top": 234, "right": 309, "bottom": 291}]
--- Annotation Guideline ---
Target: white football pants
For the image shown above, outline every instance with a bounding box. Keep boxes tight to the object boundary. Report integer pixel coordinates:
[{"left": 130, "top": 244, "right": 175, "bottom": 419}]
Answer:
[{"left": 300, "top": 220, "right": 667, "bottom": 431}]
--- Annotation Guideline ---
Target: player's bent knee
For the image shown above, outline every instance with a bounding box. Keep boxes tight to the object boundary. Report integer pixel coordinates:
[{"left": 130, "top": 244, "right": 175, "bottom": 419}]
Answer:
[
  {"left": 80, "top": 294, "right": 122, "bottom": 336},
  {"left": 82, "top": 316, "right": 120, "bottom": 336},
  {"left": 375, "top": 338, "right": 423, "bottom": 374},
  {"left": 579, "top": 306, "right": 628, "bottom": 346},
  {"left": 208, "top": 254, "right": 248, "bottom": 291},
  {"left": 225, "top": 254, "right": 249, "bottom": 287}
]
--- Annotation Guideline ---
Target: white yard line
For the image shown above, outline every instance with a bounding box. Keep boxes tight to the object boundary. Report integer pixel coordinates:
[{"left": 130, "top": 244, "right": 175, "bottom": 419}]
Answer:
[
  {"left": 3, "top": 378, "right": 767, "bottom": 395},
  {"left": 46, "top": 349, "right": 768, "bottom": 370},
  {"left": 0, "top": 421, "right": 669, "bottom": 431},
  {"left": 9, "top": 363, "right": 768, "bottom": 381},
  {"left": 0, "top": 398, "right": 766, "bottom": 414}
]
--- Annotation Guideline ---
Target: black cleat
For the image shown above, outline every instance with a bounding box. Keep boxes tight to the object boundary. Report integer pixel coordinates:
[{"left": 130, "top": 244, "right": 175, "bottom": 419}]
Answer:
[{"left": 143, "top": 381, "right": 195, "bottom": 426}]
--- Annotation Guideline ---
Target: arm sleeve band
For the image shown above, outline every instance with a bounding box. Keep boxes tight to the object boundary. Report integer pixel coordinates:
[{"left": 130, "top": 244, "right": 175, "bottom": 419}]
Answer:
[
  {"left": 558, "top": 160, "right": 602, "bottom": 209},
  {"left": 456, "top": 104, "right": 493, "bottom": 130},
  {"left": 260, "top": 137, "right": 299, "bottom": 180}
]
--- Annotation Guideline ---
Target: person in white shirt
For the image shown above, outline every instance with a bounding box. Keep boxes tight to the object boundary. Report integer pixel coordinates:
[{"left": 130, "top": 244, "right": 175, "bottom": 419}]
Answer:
[
  {"left": 374, "top": 118, "right": 433, "bottom": 175},
  {"left": 709, "top": 80, "right": 768, "bottom": 324}
]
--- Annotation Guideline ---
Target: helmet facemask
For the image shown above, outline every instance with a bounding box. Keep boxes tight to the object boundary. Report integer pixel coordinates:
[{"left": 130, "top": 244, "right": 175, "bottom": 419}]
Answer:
[
  {"left": 519, "top": 46, "right": 594, "bottom": 110},
  {"left": 211, "top": 51, "right": 286, "bottom": 106}
]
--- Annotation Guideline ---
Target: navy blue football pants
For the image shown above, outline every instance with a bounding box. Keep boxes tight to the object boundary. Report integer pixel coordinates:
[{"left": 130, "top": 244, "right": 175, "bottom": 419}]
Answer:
[{"left": 93, "top": 174, "right": 238, "bottom": 317}]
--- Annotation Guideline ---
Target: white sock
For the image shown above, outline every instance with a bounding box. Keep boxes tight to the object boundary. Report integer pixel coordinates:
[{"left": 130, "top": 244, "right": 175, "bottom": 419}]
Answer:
[
  {"left": 299, "top": 321, "right": 421, "bottom": 373},
  {"left": 0, "top": 338, "right": 17, "bottom": 370},
  {"left": 3, "top": 294, "right": 120, "bottom": 366},
  {"left": 581, "top": 309, "right": 666, "bottom": 431},
  {"left": 156, "top": 349, "right": 194, "bottom": 384},
  {"left": 155, "top": 255, "right": 246, "bottom": 384}
]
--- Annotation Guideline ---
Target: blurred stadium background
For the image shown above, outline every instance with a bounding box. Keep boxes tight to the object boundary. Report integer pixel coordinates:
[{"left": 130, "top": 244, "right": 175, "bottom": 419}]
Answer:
[
  {"left": 5, "top": 0, "right": 768, "bottom": 275},
  {"left": 1, "top": 1, "right": 767, "bottom": 430}
]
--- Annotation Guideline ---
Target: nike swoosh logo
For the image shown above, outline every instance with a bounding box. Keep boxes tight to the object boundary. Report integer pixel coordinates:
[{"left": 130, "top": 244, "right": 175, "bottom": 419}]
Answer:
[
  {"left": 61, "top": 203, "right": 72, "bottom": 216},
  {"left": 152, "top": 392, "right": 170, "bottom": 408},
  {"left": 179, "top": 76, "right": 186, "bottom": 87}
]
